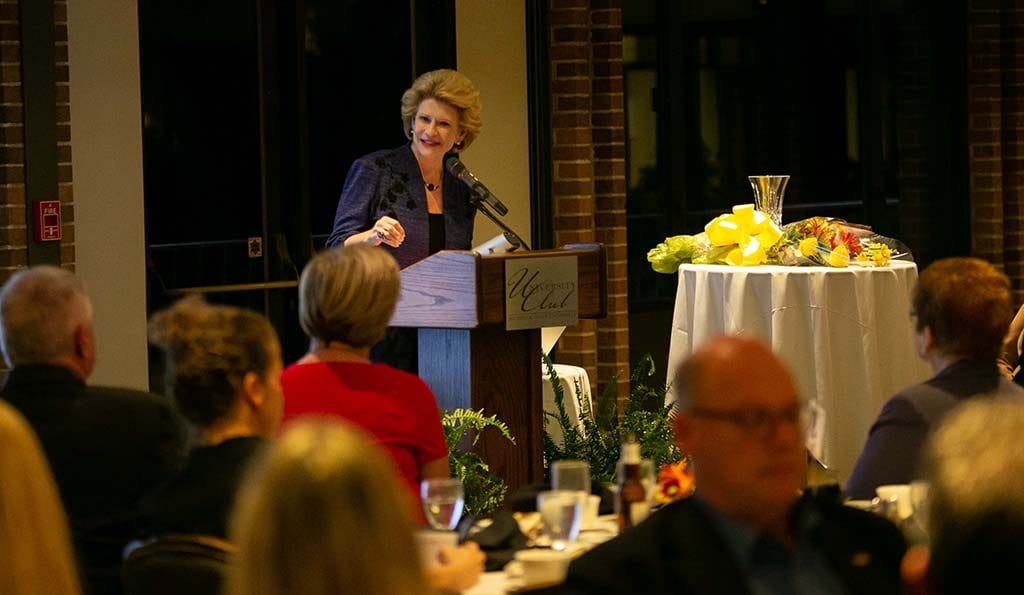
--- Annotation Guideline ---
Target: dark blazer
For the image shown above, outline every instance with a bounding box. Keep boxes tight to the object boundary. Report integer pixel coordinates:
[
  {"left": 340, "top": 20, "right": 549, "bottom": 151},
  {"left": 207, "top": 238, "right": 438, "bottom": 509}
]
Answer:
[
  {"left": 135, "top": 436, "right": 268, "bottom": 539},
  {"left": 558, "top": 495, "right": 906, "bottom": 595},
  {"left": 845, "top": 359, "right": 1024, "bottom": 499},
  {"left": 1, "top": 363, "right": 187, "bottom": 595},
  {"left": 326, "top": 144, "right": 476, "bottom": 269}
]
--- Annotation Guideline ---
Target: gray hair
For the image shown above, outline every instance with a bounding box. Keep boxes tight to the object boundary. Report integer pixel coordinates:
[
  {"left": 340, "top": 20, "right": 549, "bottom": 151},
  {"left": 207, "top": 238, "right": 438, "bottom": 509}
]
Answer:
[
  {"left": 923, "top": 398, "right": 1024, "bottom": 591},
  {"left": 0, "top": 266, "right": 92, "bottom": 367}
]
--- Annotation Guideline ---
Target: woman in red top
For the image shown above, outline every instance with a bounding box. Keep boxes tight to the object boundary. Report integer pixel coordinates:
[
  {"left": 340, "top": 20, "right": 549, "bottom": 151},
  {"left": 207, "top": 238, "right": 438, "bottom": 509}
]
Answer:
[{"left": 281, "top": 244, "right": 449, "bottom": 506}]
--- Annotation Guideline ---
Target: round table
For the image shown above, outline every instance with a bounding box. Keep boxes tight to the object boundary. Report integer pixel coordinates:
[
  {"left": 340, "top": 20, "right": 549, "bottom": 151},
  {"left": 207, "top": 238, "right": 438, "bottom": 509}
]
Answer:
[{"left": 666, "top": 260, "right": 932, "bottom": 482}]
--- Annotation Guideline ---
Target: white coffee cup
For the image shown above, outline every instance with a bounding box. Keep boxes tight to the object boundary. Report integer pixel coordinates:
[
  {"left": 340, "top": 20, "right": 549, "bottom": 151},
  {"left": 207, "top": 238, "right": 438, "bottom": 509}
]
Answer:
[
  {"left": 582, "top": 494, "right": 601, "bottom": 528},
  {"left": 876, "top": 484, "right": 913, "bottom": 520},
  {"left": 413, "top": 529, "right": 458, "bottom": 568},
  {"left": 511, "top": 549, "right": 573, "bottom": 586}
]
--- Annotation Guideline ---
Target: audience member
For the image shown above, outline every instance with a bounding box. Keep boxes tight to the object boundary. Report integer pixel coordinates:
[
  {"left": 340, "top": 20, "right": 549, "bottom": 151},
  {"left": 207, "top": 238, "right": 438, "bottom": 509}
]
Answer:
[
  {"left": 0, "top": 266, "right": 185, "bottom": 595},
  {"left": 903, "top": 399, "right": 1024, "bottom": 594},
  {"left": 846, "top": 257, "right": 1023, "bottom": 499},
  {"left": 560, "top": 336, "right": 906, "bottom": 595},
  {"left": 0, "top": 400, "right": 82, "bottom": 595},
  {"left": 997, "top": 302, "right": 1024, "bottom": 381},
  {"left": 228, "top": 419, "right": 483, "bottom": 595},
  {"left": 282, "top": 244, "right": 448, "bottom": 505},
  {"left": 135, "top": 296, "right": 282, "bottom": 538}
]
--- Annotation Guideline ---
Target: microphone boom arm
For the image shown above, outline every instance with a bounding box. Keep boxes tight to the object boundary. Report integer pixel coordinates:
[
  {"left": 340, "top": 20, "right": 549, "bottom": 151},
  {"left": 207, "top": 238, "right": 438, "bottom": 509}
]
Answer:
[{"left": 471, "top": 198, "right": 531, "bottom": 251}]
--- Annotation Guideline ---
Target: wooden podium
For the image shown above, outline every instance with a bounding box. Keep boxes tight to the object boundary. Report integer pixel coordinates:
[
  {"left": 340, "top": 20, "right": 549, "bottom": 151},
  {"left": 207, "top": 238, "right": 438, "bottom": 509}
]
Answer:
[{"left": 391, "top": 244, "right": 607, "bottom": 491}]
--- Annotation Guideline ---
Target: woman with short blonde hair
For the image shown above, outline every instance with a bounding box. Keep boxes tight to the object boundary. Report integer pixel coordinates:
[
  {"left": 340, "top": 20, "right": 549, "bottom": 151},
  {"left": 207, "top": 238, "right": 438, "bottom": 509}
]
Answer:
[
  {"left": 0, "top": 401, "right": 82, "bottom": 595},
  {"left": 284, "top": 244, "right": 450, "bottom": 509},
  {"left": 400, "top": 69, "right": 482, "bottom": 150},
  {"left": 298, "top": 242, "right": 400, "bottom": 349},
  {"left": 228, "top": 419, "right": 425, "bottom": 595}
]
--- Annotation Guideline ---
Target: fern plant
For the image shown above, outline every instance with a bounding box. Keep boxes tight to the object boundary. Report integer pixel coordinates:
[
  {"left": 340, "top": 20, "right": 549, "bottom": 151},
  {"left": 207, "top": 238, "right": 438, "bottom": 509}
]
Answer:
[
  {"left": 543, "top": 353, "right": 681, "bottom": 485},
  {"left": 441, "top": 408, "right": 515, "bottom": 517}
]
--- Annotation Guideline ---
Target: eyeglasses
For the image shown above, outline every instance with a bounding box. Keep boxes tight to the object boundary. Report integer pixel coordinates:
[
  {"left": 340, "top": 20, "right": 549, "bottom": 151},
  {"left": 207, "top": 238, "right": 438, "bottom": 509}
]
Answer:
[{"left": 687, "top": 402, "right": 808, "bottom": 439}]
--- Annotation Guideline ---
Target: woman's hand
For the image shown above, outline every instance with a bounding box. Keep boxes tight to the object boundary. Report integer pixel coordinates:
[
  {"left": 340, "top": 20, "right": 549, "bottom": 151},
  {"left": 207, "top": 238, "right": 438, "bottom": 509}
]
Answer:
[
  {"left": 426, "top": 542, "right": 486, "bottom": 593},
  {"left": 369, "top": 216, "right": 406, "bottom": 248},
  {"left": 345, "top": 216, "right": 406, "bottom": 248}
]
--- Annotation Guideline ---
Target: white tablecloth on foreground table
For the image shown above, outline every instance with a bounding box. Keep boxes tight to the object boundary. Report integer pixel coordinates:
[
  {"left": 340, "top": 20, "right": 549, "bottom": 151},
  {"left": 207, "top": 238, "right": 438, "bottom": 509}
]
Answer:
[{"left": 666, "top": 261, "right": 932, "bottom": 482}]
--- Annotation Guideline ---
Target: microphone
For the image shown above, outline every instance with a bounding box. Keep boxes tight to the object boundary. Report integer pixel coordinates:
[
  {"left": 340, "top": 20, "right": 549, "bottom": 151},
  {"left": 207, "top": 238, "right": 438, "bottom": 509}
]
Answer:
[{"left": 445, "top": 157, "right": 509, "bottom": 216}]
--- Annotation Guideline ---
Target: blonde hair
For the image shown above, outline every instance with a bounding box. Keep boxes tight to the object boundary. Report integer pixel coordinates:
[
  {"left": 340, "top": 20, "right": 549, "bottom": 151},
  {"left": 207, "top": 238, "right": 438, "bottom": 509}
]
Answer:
[
  {"left": 227, "top": 419, "right": 425, "bottom": 595},
  {"left": 298, "top": 245, "right": 400, "bottom": 349},
  {"left": 0, "top": 401, "right": 82, "bottom": 595},
  {"left": 401, "top": 69, "right": 482, "bottom": 149},
  {"left": 149, "top": 296, "right": 279, "bottom": 427}
]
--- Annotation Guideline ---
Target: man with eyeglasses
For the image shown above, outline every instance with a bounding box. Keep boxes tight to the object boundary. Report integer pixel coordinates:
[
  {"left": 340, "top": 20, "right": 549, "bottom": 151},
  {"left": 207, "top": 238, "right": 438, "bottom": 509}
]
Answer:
[{"left": 558, "top": 336, "right": 905, "bottom": 595}]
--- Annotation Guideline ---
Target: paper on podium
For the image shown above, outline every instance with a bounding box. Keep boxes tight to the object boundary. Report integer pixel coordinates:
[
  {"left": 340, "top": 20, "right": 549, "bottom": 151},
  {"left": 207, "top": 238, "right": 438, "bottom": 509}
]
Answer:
[
  {"left": 542, "top": 326, "right": 566, "bottom": 357},
  {"left": 473, "top": 233, "right": 519, "bottom": 255}
]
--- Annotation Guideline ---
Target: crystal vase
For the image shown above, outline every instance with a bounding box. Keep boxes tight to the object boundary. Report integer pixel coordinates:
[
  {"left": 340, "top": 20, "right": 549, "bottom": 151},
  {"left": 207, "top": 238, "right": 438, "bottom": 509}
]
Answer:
[{"left": 748, "top": 175, "right": 790, "bottom": 227}]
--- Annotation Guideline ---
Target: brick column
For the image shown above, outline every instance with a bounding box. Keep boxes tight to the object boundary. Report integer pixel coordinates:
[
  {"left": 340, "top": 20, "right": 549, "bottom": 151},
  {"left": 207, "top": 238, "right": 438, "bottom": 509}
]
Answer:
[
  {"left": 548, "top": 0, "right": 629, "bottom": 400},
  {"left": 0, "top": 0, "right": 27, "bottom": 280},
  {"left": 0, "top": 0, "right": 73, "bottom": 286},
  {"left": 967, "top": 0, "right": 1024, "bottom": 299}
]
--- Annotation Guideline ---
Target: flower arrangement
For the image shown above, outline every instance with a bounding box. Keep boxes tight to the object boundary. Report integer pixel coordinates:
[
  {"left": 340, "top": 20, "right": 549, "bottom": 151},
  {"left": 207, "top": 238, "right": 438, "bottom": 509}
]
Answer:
[
  {"left": 648, "top": 208, "right": 900, "bottom": 273},
  {"left": 656, "top": 458, "right": 696, "bottom": 504}
]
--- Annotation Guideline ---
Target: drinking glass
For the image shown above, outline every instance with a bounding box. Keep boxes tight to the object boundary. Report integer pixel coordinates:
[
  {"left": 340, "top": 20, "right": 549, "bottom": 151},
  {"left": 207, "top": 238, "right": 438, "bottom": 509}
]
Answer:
[
  {"left": 421, "top": 478, "right": 465, "bottom": 531},
  {"left": 552, "top": 460, "right": 591, "bottom": 496},
  {"left": 537, "top": 490, "right": 583, "bottom": 551},
  {"left": 748, "top": 175, "right": 790, "bottom": 227},
  {"left": 640, "top": 459, "right": 656, "bottom": 503}
]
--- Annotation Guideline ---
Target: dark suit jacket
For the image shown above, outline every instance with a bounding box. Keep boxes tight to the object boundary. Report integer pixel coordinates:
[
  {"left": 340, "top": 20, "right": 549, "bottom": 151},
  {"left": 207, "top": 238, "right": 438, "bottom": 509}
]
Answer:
[
  {"left": 558, "top": 495, "right": 905, "bottom": 595},
  {"left": 326, "top": 144, "right": 476, "bottom": 269},
  {"left": 135, "top": 436, "right": 268, "bottom": 539},
  {"left": 1, "top": 364, "right": 187, "bottom": 595},
  {"left": 845, "top": 359, "right": 1024, "bottom": 499}
]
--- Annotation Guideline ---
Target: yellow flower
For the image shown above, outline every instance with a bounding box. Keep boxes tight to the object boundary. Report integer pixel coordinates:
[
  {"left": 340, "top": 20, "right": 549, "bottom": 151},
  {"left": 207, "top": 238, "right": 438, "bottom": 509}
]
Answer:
[
  {"left": 828, "top": 245, "right": 850, "bottom": 267},
  {"left": 798, "top": 237, "right": 819, "bottom": 257}
]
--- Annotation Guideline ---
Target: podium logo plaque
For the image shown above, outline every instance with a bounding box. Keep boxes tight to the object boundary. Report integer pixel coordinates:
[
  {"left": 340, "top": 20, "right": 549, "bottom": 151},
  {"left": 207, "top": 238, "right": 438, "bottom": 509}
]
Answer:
[{"left": 505, "top": 256, "right": 579, "bottom": 331}]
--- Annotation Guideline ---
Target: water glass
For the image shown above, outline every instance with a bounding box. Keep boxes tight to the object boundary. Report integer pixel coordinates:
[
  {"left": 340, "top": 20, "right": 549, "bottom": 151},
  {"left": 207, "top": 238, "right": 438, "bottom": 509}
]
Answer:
[
  {"left": 537, "top": 490, "right": 583, "bottom": 551},
  {"left": 640, "top": 459, "right": 656, "bottom": 502},
  {"left": 552, "top": 460, "right": 591, "bottom": 496},
  {"left": 421, "top": 478, "right": 465, "bottom": 531}
]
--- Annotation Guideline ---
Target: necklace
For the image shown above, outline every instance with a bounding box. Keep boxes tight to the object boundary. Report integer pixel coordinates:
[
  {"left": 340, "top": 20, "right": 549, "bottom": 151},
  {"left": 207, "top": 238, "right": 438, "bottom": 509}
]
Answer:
[{"left": 424, "top": 181, "right": 440, "bottom": 192}]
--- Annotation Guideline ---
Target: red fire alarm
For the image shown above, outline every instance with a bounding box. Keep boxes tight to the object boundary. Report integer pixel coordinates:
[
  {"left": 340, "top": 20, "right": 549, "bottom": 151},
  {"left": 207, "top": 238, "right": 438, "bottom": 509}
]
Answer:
[{"left": 34, "top": 200, "right": 61, "bottom": 242}]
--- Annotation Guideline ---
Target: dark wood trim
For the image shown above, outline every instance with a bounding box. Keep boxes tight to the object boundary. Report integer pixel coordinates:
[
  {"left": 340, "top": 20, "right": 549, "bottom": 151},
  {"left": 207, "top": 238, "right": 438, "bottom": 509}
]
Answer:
[
  {"left": 411, "top": 0, "right": 457, "bottom": 75},
  {"left": 858, "top": 0, "right": 888, "bottom": 234},
  {"left": 19, "top": 0, "right": 60, "bottom": 265},
  {"left": 526, "top": 0, "right": 553, "bottom": 250},
  {"left": 657, "top": 0, "right": 687, "bottom": 233}
]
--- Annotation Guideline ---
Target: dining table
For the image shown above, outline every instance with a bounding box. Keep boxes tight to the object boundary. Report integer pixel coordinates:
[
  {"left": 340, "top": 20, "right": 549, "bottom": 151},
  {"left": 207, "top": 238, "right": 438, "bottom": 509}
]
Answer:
[{"left": 665, "top": 260, "right": 932, "bottom": 483}]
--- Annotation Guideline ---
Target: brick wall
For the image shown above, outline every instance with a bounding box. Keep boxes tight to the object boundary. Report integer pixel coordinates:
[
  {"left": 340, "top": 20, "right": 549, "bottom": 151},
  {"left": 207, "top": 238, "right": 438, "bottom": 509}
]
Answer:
[
  {"left": 55, "top": 0, "right": 73, "bottom": 269},
  {"left": 0, "top": 0, "right": 26, "bottom": 280},
  {"left": 0, "top": 0, "right": 73, "bottom": 286},
  {"left": 549, "top": 0, "right": 630, "bottom": 400},
  {"left": 968, "top": 0, "right": 1024, "bottom": 298}
]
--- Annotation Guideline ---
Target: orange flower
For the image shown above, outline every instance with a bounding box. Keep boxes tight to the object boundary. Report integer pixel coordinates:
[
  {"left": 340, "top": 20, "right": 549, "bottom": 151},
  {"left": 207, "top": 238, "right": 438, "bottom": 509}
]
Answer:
[{"left": 656, "top": 458, "right": 695, "bottom": 503}]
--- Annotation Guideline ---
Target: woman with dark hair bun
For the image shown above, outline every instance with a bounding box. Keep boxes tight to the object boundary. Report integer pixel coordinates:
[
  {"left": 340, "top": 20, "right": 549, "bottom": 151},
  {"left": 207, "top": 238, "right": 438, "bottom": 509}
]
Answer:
[{"left": 136, "top": 296, "right": 283, "bottom": 538}]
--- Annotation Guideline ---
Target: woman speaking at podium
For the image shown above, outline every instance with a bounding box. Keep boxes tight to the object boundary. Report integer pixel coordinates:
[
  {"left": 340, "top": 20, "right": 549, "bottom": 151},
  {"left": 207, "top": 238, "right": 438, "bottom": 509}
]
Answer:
[
  {"left": 325, "top": 69, "right": 483, "bottom": 371},
  {"left": 325, "top": 69, "right": 482, "bottom": 268}
]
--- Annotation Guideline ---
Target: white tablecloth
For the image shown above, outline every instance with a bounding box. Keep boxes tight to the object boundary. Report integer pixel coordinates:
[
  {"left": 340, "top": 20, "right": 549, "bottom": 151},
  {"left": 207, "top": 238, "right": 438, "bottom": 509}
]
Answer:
[
  {"left": 666, "top": 261, "right": 932, "bottom": 482},
  {"left": 542, "top": 363, "right": 593, "bottom": 447}
]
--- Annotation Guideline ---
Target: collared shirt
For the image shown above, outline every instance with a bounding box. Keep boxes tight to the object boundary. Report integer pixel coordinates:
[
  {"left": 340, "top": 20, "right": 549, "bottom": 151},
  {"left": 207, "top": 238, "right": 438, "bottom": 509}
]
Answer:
[{"left": 694, "top": 496, "right": 846, "bottom": 595}]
